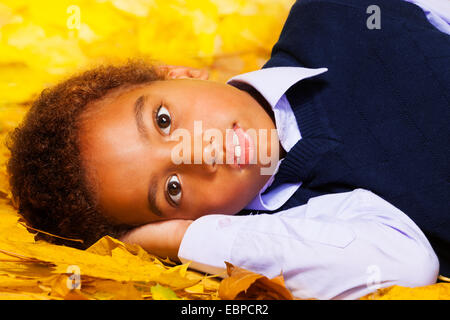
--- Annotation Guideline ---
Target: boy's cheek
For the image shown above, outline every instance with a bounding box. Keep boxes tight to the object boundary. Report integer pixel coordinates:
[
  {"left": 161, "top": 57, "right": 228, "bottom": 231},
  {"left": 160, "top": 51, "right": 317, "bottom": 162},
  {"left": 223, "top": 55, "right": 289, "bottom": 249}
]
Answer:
[{"left": 198, "top": 186, "right": 252, "bottom": 216}]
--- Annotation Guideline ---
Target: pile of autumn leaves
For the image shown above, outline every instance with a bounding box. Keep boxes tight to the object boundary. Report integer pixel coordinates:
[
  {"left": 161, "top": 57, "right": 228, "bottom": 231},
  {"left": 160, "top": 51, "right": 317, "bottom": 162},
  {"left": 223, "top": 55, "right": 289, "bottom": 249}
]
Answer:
[
  {"left": 0, "top": 200, "right": 294, "bottom": 300},
  {"left": 0, "top": 0, "right": 305, "bottom": 300},
  {"left": 0, "top": 0, "right": 307, "bottom": 300},
  {"left": 1, "top": 200, "right": 449, "bottom": 300}
]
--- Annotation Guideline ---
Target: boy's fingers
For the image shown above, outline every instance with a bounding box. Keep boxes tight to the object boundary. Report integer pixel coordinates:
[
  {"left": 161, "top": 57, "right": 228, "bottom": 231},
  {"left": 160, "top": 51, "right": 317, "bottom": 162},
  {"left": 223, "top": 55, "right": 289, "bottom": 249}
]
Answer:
[
  {"left": 188, "top": 68, "right": 209, "bottom": 80},
  {"left": 158, "top": 64, "right": 209, "bottom": 80}
]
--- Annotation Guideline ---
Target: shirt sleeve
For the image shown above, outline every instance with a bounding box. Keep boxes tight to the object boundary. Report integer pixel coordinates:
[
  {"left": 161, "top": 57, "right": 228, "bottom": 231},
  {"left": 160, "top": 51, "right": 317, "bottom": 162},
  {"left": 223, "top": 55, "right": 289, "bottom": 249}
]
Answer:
[
  {"left": 404, "top": 0, "right": 450, "bottom": 35},
  {"left": 178, "top": 189, "right": 439, "bottom": 299}
]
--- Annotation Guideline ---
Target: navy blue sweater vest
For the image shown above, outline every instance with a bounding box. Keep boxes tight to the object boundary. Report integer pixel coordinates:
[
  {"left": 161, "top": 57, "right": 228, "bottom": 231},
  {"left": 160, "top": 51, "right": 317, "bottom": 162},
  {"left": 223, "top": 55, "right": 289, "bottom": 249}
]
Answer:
[{"left": 240, "top": 0, "right": 450, "bottom": 275}]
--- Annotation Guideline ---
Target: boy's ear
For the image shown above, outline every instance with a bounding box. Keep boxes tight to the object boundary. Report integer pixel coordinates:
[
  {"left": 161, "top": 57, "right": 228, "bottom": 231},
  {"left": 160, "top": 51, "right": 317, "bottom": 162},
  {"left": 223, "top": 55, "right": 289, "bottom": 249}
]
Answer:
[{"left": 161, "top": 65, "right": 209, "bottom": 80}]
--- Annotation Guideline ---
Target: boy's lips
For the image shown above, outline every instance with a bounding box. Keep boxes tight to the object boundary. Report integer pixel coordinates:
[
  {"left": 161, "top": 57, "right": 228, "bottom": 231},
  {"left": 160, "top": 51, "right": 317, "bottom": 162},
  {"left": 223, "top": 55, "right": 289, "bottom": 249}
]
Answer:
[{"left": 225, "top": 123, "right": 255, "bottom": 169}]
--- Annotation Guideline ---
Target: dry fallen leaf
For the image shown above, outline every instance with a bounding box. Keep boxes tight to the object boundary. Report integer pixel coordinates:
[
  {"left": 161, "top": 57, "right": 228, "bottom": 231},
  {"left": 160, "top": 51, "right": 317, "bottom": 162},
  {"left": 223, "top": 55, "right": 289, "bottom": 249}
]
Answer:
[
  {"left": 151, "top": 283, "right": 181, "bottom": 300},
  {"left": 361, "top": 282, "right": 450, "bottom": 300},
  {"left": 219, "top": 262, "right": 294, "bottom": 300}
]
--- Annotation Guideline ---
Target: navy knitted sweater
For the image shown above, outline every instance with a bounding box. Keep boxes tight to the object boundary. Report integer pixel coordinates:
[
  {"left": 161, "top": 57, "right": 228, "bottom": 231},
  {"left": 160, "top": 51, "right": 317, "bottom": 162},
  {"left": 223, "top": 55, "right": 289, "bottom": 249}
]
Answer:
[{"left": 244, "top": 0, "right": 450, "bottom": 275}]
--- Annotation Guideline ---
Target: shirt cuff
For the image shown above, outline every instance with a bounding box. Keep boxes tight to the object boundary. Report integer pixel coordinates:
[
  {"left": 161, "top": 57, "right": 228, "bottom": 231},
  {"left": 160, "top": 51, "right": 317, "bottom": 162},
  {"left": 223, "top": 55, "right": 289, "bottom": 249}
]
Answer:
[{"left": 177, "top": 214, "right": 248, "bottom": 277}]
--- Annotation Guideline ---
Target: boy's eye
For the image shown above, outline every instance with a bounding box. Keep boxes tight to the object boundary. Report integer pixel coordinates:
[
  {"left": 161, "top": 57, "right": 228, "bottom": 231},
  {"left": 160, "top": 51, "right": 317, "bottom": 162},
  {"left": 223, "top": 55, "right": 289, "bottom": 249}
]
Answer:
[
  {"left": 156, "top": 105, "right": 171, "bottom": 134},
  {"left": 166, "top": 175, "right": 182, "bottom": 205}
]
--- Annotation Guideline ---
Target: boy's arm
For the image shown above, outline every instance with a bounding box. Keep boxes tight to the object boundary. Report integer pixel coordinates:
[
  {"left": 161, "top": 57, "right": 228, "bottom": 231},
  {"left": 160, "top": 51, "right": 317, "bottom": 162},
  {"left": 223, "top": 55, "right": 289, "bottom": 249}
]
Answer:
[
  {"left": 119, "top": 219, "right": 193, "bottom": 263},
  {"left": 177, "top": 189, "right": 439, "bottom": 300}
]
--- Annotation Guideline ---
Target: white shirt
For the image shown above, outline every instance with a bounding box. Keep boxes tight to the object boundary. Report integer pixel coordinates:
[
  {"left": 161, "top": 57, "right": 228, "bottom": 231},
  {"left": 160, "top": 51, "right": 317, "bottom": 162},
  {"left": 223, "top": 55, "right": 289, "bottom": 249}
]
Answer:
[
  {"left": 179, "top": 189, "right": 439, "bottom": 299},
  {"left": 178, "top": 2, "right": 446, "bottom": 300}
]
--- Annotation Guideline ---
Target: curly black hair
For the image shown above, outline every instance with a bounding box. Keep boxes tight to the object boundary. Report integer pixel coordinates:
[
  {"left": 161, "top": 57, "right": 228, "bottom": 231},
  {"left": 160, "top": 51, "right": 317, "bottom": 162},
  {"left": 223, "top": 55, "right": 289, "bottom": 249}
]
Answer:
[{"left": 6, "top": 59, "right": 166, "bottom": 249}]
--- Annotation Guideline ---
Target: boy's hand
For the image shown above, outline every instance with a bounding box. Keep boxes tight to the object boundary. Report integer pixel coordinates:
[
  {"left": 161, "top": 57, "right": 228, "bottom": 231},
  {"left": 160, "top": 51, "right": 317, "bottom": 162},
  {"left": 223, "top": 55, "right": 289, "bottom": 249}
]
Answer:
[{"left": 119, "top": 219, "right": 193, "bottom": 263}]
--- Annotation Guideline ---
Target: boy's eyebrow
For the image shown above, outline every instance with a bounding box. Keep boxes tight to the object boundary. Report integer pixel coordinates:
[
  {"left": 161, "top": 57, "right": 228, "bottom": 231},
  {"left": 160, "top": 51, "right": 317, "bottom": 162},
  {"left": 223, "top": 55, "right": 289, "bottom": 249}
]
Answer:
[
  {"left": 148, "top": 175, "right": 165, "bottom": 218},
  {"left": 134, "top": 95, "right": 149, "bottom": 142},
  {"left": 135, "top": 94, "right": 165, "bottom": 218}
]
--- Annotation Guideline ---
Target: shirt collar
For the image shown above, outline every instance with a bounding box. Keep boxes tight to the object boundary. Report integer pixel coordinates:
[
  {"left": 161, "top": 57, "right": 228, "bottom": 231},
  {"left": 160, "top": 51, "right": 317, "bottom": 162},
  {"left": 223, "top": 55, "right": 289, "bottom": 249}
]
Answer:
[{"left": 226, "top": 66, "right": 327, "bottom": 108}]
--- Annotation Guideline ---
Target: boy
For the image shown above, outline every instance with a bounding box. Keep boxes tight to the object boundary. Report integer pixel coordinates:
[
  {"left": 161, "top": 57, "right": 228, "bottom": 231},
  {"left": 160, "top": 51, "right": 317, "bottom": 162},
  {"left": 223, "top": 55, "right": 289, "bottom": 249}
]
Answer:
[{"left": 7, "top": 0, "right": 449, "bottom": 299}]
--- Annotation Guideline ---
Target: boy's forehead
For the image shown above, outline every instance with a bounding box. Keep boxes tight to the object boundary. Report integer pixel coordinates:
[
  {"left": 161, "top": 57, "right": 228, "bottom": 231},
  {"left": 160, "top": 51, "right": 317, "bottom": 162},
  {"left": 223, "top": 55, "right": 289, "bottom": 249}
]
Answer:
[
  {"left": 103, "top": 83, "right": 153, "bottom": 103},
  {"left": 85, "top": 78, "right": 228, "bottom": 118},
  {"left": 82, "top": 83, "right": 153, "bottom": 117}
]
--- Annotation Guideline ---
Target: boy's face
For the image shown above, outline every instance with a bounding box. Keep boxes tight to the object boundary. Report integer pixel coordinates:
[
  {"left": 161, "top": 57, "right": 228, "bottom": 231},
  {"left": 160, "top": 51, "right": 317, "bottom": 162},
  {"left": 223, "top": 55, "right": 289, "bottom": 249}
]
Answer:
[{"left": 79, "top": 66, "right": 280, "bottom": 226}]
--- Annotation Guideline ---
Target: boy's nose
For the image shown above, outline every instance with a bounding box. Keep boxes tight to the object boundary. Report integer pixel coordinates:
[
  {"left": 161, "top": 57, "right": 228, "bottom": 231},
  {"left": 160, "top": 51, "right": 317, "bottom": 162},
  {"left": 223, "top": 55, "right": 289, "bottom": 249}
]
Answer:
[
  {"left": 201, "top": 137, "right": 220, "bottom": 173},
  {"left": 164, "top": 135, "right": 220, "bottom": 174},
  {"left": 189, "top": 136, "right": 220, "bottom": 174}
]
